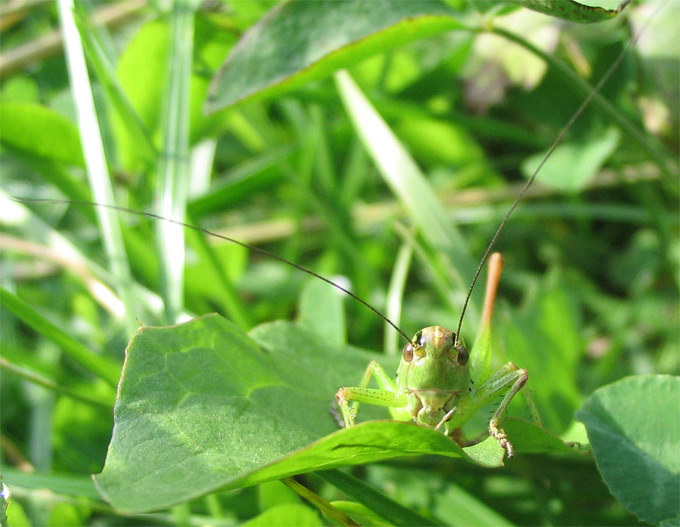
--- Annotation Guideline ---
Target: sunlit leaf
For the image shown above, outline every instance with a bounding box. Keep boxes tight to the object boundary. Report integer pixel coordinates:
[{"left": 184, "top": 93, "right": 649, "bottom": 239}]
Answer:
[{"left": 576, "top": 375, "right": 680, "bottom": 525}]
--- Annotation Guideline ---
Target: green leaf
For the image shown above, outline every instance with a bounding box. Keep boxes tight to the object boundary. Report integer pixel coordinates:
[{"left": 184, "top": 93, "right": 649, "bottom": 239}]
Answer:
[
  {"left": 206, "top": 0, "right": 467, "bottom": 111},
  {"left": 95, "top": 314, "right": 580, "bottom": 513},
  {"left": 576, "top": 375, "right": 680, "bottom": 525},
  {"left": 521, "top": 127, "right": 620, "bottom": 191},
  {"left": 506, "top": 0, "right": 630, "bottom": 23},
  {"left": 94, "top": 314, "right": 391, "bottom": 512},
  {"left": 298, "top": 280, "right": 347, "bottom": 348},
  {"left": 113, "top": 19, "right": 169, "bottom": 172},
  {"left": 0, "top": 103, "right": 84, "bottom": 166},
  {"left": 206, "top": 0, "right": 630, "bottom": 112}
]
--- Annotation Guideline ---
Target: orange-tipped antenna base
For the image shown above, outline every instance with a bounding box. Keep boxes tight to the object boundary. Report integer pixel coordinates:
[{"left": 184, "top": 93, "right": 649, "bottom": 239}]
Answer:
[{"left": 481, "top": 253, "right": 504, "bottom": 329}]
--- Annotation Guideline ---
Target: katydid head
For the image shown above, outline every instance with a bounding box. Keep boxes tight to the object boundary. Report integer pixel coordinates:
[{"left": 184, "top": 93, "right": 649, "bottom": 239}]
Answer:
[
  {"left": 399, "top": 326, "right": 470, "bottom": 391},
  {"left": 403, "top": 327, "right": 468, "bottom": 365}
]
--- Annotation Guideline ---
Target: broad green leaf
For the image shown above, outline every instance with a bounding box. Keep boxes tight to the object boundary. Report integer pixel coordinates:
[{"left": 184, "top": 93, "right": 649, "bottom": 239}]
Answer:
[
  {"left": 94, "top": 314, "right": 393, "bottom": 512},
  {"left": 0, "top": 103, "right": 84, "bottom": 166},
  {"left": 95, "top": 314, "right": 578, "bottom": 512},
  {"left": 206, "top": 0, "right": 468, "bottom": 111},
  {"left": 576, "top": 375, "right": 680, "bottom": 525},
  {"left": 206, "top": 0, "right": 630, "bottom": 112},
  {"left": 506, "top": 0, "right": 630, "bottom": 23},
  {"left": 521, "top": 127, "right": 620, "bottom": 191}
]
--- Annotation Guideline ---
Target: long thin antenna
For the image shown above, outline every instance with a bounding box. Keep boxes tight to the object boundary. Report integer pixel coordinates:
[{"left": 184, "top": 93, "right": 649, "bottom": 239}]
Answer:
[
  {"left": 454, "top": 14, "right": 651, "bottom": 346},
  {"left": 11, "top": 197, "right": 413, "bottom": 343}
]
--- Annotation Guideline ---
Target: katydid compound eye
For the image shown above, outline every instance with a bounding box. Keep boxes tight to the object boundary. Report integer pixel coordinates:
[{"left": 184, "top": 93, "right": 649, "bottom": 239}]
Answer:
[
  {"left": 403, "top": 343, "right": 414, "bottom": 362},
  {"left": 456, "top": 346, "right": 469, "bottom": 366}
]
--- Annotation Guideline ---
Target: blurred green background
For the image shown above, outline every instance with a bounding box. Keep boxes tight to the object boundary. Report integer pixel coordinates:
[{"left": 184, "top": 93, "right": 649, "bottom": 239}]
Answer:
[{"left": 0, "top": 0, "right": 677, "bottom": 525}]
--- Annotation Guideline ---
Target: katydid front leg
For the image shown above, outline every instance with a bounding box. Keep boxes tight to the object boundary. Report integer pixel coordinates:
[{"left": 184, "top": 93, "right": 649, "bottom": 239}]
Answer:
[{"left": 336, "top": 361, "right": 410, "bottom": 427}]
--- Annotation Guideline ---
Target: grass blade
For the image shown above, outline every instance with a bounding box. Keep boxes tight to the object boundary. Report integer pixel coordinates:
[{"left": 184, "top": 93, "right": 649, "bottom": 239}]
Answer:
[
  {"left": 316, "top": 469, "right": 444, "bottom": 527},
  {"left": 155, "top": 1, "right": 195, "bottom": 323},
  {"left": 0, "top": 287, "right": 120, "bottom": 387},
  {"left": 335, "top": 70, "right": 482, "bottom": 327},
  {"left": 56, "top": 0, "right": 138, "bottom": 333}
]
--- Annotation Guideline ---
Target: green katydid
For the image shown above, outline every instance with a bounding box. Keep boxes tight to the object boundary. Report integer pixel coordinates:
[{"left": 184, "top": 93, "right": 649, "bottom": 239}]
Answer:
[{"left": 335, "top": 253, "right": 539, "bottom": 458}]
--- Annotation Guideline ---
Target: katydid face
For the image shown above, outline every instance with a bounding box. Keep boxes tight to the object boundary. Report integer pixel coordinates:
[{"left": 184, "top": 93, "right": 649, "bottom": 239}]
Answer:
[{"left": 397, "top": 326, "right": 470, "bottom": 428}]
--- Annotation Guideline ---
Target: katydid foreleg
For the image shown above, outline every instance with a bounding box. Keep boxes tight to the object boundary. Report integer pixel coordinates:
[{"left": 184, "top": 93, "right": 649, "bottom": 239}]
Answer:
[{"left": 336, "top": 361, "right": 409, "bottom": 427}]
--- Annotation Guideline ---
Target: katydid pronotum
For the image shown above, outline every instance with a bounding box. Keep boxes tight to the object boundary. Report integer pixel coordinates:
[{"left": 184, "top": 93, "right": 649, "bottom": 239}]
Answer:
[{"left": 7, "top": 1, "right": 662, "bottom": 462}]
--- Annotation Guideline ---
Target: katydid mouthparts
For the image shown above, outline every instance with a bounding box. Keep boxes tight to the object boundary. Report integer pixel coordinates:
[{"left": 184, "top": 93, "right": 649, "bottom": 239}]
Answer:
[{"left": 8, "top": 0, "right": 654, "bottom": 460}]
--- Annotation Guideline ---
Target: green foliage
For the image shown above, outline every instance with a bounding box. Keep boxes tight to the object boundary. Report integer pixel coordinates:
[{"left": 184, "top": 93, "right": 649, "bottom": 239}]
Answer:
[
  {"left": 206, "top": 0, "right": 466, "bottom": 111},
  {"left": 1, "top": 0, "right": 677, "bottom": 525},
  {"left": 577, "top": 375, "right": 680, "bottom": 525},
  {"left": 0, "top": 103, "right": 84, "bottom": 166},
  {"left": 94, "top": 311, "right": 578, "bottom": 513}
]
